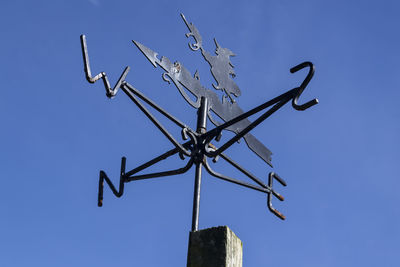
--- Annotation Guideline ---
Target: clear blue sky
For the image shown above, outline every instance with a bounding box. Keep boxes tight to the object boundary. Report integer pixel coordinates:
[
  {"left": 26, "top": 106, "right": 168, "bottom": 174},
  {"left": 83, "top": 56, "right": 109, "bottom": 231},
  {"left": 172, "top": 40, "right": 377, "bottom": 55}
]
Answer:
[{"left": 1, "top": 0, "right": 399, "bottom": 266}]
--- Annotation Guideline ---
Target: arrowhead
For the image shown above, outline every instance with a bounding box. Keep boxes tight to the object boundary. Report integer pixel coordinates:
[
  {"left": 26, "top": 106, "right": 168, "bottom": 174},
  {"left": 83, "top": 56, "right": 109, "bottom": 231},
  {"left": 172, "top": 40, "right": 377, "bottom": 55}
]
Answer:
[{"left": 132, "top": 40, "right": 160, "bottom": 68}]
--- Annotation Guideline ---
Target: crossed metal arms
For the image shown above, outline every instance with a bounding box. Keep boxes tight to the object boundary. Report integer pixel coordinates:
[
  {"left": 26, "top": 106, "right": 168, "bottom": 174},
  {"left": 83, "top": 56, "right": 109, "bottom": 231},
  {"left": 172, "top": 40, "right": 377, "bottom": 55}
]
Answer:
[{"left": 80, "top": 34, "right": 318, "bottom": 220}]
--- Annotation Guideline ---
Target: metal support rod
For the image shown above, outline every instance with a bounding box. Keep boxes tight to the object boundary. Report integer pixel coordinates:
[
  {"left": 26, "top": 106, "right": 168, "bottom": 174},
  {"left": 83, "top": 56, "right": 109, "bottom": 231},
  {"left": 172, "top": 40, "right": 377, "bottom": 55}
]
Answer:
[
  {"left": 124, "top": 140, "right": 191, "bottom": 177},
  {"left": 208, "top": 143, "right": 269, "bottom": 189},
  {"left": 203, "top": 159, "right": 270, "bottom": 194},
  {"left": 203, "top": 89, "right": 295, "bottom": 157},
  {"left": 192, "top": 163, "right": 202, "bottom": 232},
  {"left": 123, "top": 82, "right": 188, "bottom": 129},
  {"left": 191, "top": 97, "right": 208, "bottom": 232},
  {"left": 120, "top": 84, "right": 192, "bottom": 156},
  {"left": 126, "top": 158, "right": 194, "bottom": 181}
]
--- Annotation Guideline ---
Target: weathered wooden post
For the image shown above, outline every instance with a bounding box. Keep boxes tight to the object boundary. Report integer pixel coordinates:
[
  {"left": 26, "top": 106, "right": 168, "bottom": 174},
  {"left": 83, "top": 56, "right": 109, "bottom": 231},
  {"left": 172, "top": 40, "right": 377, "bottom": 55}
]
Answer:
[{"left": 187, "top": 226, "right": 242, "bottom": 267}]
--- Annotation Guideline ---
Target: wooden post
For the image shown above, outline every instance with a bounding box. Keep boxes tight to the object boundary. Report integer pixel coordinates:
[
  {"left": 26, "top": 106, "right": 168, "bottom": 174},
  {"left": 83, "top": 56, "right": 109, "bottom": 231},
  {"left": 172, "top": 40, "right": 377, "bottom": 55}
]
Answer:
[{"left": 187, "top": 226, "right": 243, "bottom": 267}]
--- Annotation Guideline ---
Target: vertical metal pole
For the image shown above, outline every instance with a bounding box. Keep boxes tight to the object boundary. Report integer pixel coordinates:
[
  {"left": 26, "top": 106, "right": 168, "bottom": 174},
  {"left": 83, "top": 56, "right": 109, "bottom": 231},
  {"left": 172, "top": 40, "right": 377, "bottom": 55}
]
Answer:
[{"left": 191, "top": 97, "right": 208, "bottom": 232}]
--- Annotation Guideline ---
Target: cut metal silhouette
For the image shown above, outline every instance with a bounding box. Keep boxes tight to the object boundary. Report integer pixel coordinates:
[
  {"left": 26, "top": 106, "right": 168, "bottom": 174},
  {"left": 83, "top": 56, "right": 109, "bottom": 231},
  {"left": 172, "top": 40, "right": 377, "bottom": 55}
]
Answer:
[
  {"left": 80, "top": 14, "right": 318, "bottom": 231},
  {"left": 182, "top": 14, "right": 240, "bottom": 102}
]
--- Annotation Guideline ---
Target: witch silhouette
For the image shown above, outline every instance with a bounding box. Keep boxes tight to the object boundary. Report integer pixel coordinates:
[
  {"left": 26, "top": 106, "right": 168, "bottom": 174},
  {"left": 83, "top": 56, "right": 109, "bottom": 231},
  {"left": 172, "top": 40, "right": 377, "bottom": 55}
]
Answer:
[{"left": 200, "top": 38, "right": 241, "bottom": 103}]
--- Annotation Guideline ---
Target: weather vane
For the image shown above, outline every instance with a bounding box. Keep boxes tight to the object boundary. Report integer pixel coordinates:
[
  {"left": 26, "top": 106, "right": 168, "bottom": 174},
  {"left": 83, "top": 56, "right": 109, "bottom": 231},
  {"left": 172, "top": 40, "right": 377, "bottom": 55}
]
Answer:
[{"left": 80, "top": 14, "right": 318, "bottom": 231}]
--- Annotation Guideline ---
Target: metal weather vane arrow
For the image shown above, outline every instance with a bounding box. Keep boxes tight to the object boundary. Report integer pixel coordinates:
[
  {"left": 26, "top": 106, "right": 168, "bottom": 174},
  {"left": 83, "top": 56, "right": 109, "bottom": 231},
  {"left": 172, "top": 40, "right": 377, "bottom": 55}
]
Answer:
[{"left": 80, "top": 14, "right": 318, "bottom": 231}]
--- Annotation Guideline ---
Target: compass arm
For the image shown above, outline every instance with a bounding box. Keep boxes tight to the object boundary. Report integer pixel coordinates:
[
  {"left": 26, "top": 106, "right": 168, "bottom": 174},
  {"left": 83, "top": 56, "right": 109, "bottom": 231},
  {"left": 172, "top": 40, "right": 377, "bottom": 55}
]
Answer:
[
  {"left": 208, "top": 144, "right": 269, "bottom": 189},
  {"left": 203, "top": 61, "right": 318, "bottom": 157},
  {"left": 203, "top": 159, "right": 270, "bottom": 194},
  {"left": 123, "top": 82, "right": 188, "bottom": 129},
  {"left": 119, "top": 83, "right": 194, "bottom": 157},
  {"left": 204, "top": 88, "right": 294, "bottom": 142},
  {"left": 204, "top": 90, "right": 293, "bottom": 158},
  {"left": 203, "top": 159, "right": 286, "bottom": 220},
  {"left": 80, "top": 35, "right": 130, "bottom": 97},
  {"left": 98, "top": 143, "right": 194, "bottom": 206},
  {"left": 124, "top": 140, "right": 192, "bottom": 177},
  {"left": 80, "top": 35, "right": 193, "bottom": 156},
  {"left": 126, "top": 158, "right": 194, "bottom": 182}
]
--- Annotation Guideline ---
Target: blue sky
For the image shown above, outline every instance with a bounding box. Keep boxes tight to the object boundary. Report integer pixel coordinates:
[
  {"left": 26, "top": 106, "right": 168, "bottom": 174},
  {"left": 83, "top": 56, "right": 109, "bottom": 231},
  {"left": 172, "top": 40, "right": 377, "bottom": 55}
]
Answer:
[{"left": 1, "top": 0, "right": 399, "bottom": 266}]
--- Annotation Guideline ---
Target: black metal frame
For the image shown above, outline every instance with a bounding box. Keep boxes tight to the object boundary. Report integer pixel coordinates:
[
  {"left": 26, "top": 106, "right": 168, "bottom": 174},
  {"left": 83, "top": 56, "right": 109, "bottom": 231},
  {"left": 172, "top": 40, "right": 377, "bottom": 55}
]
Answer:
[{"left": 81, "top": 34, "right": 318, "bottom": 231}]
